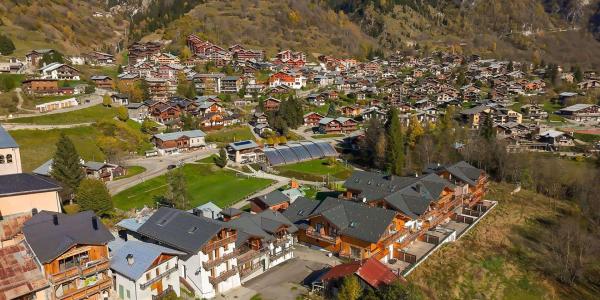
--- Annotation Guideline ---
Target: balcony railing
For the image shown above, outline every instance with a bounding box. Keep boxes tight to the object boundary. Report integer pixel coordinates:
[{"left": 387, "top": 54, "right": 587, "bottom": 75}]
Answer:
[
  {"left": 152, "top": 286, "right": 173, "bottom": 300},
  {"left": 239, "top": 264, "right": 263, "bottom": 279},
  {"left": 270, "top": 247, "right": 293, "bottom": 261},
  {"left": 273, "top": 237, "right": 290, "bottom": 247},
  {"left": 203, "top": 249, "right": 239, "bottom": 270},
  {"left": 55, "top": 277, "right": 112, "bottom": 300},
  {"left": 202, "top": 235, "right": 237, "bottom": 253},
  {"left": 140, "top": 265, "right": 179, "bottom": 289},
  {"left": 209, "top": 267, "right": 238, "bottom": 286},
  {"left": 305, "top": 229, "right": 338, "bottom": 244},
  {"left": 237, "top": 248, "right": 266, "bottom": 265},
  {"left": 50, "top": 259, "right": 110, "bottom": 285}
]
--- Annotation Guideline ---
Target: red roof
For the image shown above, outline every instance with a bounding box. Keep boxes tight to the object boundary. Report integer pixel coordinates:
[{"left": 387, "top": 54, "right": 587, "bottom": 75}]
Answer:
[{"left": 320, "top": 257, "right": 399, "bottom": 289}]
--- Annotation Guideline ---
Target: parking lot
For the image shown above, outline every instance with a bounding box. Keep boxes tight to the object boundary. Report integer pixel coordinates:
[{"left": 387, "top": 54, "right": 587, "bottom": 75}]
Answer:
[{"left": 216, "top": 245, "right": 340, "bottom": 300}]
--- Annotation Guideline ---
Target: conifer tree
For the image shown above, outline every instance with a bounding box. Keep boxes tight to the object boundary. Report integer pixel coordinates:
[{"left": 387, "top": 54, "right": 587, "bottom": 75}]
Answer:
[
  {"left": 214, "top": 147, "right": 228, "bottom": 168},
  {"left": 480, "top": 113, "right": 496, "bottom": 141},
  {"left": 51, "top": 133, "right": 85, "bottom": 202},
  {"left": 385, "top": 108, "right": 405, "bottom": 175},
  {"left": 76, "top": 178, "right": 113, "bottom": 216}
]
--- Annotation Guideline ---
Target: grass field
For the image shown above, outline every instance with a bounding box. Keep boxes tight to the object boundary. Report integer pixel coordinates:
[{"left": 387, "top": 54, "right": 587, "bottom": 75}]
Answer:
[
  {"left": 408, "top": 182, "right": 583, "bottom": 299},
  {"left": 9, "top": 126, "right": 105, "bottom": 171},
  {"left": 114, "top": 166, "right": 146, "bottom": 180},
  {"left": 9, "top": 105, "right": 117, "bottom": 124},
  {"left": 113, "top": 163, "right": 273, "bottom": 211},
  {"left": 311, "top": 133, "right": 345, "bottom": 139},
  {"left": 275, "top": 158, "right": 353, "bottom": 181},
  {"left": 205, "top": 126, "right": 256, "bottom": 144},
  {"left": 542, "top": 100, "right": 567, "bottom": 123}
]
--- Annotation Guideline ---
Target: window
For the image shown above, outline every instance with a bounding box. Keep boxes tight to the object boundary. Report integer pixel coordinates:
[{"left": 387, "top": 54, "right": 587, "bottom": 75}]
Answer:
[
  {"left": 155, "top": 268, "right": 160, "bottom": 276},
  {"left": 6, "top": 154, "right": 12, "bottom": 163},
  {"left": 58, "top": 251, "right": 89, "bottom": 271},
  {"left": 146, "top": 273, "right": 150, "bottom": 280},
  {"left": 126, "top": 290, "right": 130, "bottom": 299},
  {"left": 350, "top": 246, "right": 361, "bottom": 259},
  {"left": 0, "top": 155, "right": 4, "bottom": 164}
]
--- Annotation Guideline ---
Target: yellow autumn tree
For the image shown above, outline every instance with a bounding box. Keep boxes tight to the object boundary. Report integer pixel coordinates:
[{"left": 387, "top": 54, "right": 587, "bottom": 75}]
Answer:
[{"left": 407, "top": 115, "right": 424, "bottom": 148}]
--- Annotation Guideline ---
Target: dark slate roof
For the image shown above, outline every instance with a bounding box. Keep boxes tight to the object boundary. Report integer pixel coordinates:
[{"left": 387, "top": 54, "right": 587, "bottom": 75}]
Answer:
[
  {"left": 23, "top": 211, "right": 114, "bottom": 263},
  {"left": 342, "top": 171, "right": 454, "bottom": 219},
  {"left": 136, "top": 207, "right": 225, "bottom": 254},
  {"left": 424, "top": 161, "right": 483, "bottom": 186},
  {"left": 253, "top": 190, "right": 289, "bottom": 207},
  {"left": 0, "top": 126, "right": 18, "bottom": 149},
  {"left": 227, "top": 209, "right": 298, "bottom": 246},
  {"left": 283, "top": 197, "right": 397, "bottom": 244},
  {"left": 0, "top": 173, "right": 62, "bottom": 197}
]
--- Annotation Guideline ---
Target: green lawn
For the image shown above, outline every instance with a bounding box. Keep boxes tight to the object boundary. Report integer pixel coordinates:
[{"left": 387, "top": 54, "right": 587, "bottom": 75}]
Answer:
[
  {"left": 113, "top": 163, "right": 274, "bottom": 211},
  {"left": 542, "top": 100, "right": 567, "bottom": 123},
  {"left": 114, "top": 166, "right": 146, "bottom": 180},
  {"left": 9, "top": 126, "right": 105, "bottom": 171},
  {"left": 275, "top": 158, "right": 353, "bottom": 181},
  {"left": 311, "top": 133, "right": 345, "bottom": 139},
  {"left": 206, "top": 126, "right": 255, "bottom": 144},
  {"left": 0, "top": 74, "right": 25, "bottom": 92},
  {"left": 9, "top": 105, "right": 117, "bottom": 124}
]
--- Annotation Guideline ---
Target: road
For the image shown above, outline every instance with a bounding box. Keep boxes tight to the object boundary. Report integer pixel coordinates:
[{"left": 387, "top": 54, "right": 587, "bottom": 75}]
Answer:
[
  {"left": 0, "top": 93, "right": 103, "bottom": 121},
  {"left": 106, "top": 148, "right": 218, "bottom": 195},
  {"left": 2, "top": 122, "right": 94, "bottom": 130},
  {"left": 14, "top": 88, "right": 37, "bottom": 113}
]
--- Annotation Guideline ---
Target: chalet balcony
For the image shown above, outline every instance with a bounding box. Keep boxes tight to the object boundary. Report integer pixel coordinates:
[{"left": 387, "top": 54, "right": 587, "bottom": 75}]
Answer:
[
  {"left": 50, "top": 258, "right": 110, "bottom": 285},
  {"left": 203, "top": 249, "right": 239, "bottom": 270},
  {"left": 237, "top": 248, "right": 266, "bottom": 265},
  {"left": 273, "top": 237, "right": 291, "bottom": 247},
  {"left": 55, "top": 276, "right": 111, "bottom": 300},
  {"left": 239, "top": 263, "right": 263, "bottom": 279},
  {"left": 269, "top": 246, "right": 293, "bottom": 261},
  {"left": 202, "top": 234, "right": 237, "bottom": 253},
  {"left": 305, "top": 229, "right": 338, "bottom": 244},
  {"left": 209, "top": 267, "right": 238, "bottom": 286},
  {"left": 152, "top": 285, "right": 174, "bottom": 300},
  {"left": 140, "top": 265, "right": 179, "bottom": 290}
]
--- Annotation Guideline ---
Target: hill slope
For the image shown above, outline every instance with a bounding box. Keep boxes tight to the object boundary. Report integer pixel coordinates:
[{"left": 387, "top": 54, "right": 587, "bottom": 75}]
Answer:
[
  {"left": 139, "top": 0, "right": 377, "bottom": 59},
  {"left": 0, "top": 0, "right": 128, "bottom": 56}
]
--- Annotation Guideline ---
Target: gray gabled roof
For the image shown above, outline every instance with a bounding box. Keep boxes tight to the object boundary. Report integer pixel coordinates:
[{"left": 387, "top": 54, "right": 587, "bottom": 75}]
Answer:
[
  {"left": 110, "top": 240, "right": 184, "bottom": 281},
  {"left": 0, "top": 126, "right": 18, "bottom": 149},
  {"left": 227, "top": 209, "right": 298, "bottom": 246},
  {"left": 283, "top": 197, "right": 397, "bottom": 244},
  {"left": 136, "top": 207, "right": 226, "bottom": 254},
  {"left": 23, "top": 211, "right": 114, "bottom": 263},
  {"left": 253, "top": 190, "right": 289, "bottom": 207},
  {"left": 153, "top": 130, "right": 206, "bottom": 142},
  {"left": 0, "top": 173, "right": 62, "bottom": 196}
]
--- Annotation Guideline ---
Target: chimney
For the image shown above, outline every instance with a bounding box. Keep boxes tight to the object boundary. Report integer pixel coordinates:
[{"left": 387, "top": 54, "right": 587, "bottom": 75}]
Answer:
[
  {"left": 31, "top": 208, "right": 38, "bottom": 215},
  {"left": 126, "top": 254, "right": 134, "bottom": 265},
  {"left": 92, "top": 216, "right": 98, "bottom": 230},
  {"left": 415, "top": 183, "right": 421, "bottom": 193},
  {"left": 52, "top": 214, "right": 59, "bottom": 225}
]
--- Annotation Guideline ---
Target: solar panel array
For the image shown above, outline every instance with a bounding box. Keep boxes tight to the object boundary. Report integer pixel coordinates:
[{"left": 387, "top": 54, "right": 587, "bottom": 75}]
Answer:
[{"left": 263, "top": 141, "right": 337, "bottom": 166}]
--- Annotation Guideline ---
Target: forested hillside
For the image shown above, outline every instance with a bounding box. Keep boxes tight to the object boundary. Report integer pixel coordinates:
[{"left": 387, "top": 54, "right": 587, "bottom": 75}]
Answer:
[{"left": 0, "top": 0, "right": 128, "bottom": 55}]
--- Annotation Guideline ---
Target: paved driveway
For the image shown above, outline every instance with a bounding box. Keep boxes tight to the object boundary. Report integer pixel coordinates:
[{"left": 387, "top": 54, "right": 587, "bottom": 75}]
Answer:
[{"left": 217, "top": 245, "right": 340, "bottom": 300}]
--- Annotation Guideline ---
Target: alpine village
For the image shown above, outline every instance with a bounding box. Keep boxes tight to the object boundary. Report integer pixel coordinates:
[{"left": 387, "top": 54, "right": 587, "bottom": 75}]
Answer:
[{"left": 1, "top": 1, "right": 600, "bottom": 300}]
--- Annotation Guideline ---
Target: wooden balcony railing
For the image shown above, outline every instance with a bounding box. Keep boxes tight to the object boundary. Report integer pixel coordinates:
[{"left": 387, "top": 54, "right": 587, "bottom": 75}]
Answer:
[
  {"left": 270, "top": 247, "right": 293, "bottom": 261},
  {"left": 50, "top": 259, "right": 110, "bottom": 285},
  {"left": 55, "top": 277, "right": 112, "bottom": 300},
  {"left": 203, "top": 249, "right": 239, "bottom": 270},
  {"left": 209, "top": 267, "right": 238, "bottom": 286},
  {"left": 237, "top": 248, "right": 265, "bottom": 265},
  {"left": 152, "top": 286, "right": 173, "bottom": 300},
  {"left": 305, "top": 229, "right": 338, "bottom": 244},
  {"left": 140, "top": 265, "right": 178, "bottom": 289},
  {"left": 202, "top": 235, "right": 237, "bottom": 253},
  {"left": 239, "top": 264, "right": 262, "bottom": 279}
]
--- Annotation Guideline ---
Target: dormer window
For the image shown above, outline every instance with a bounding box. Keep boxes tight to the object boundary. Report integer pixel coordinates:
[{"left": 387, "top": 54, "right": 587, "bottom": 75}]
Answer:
[{"left": 188, "top": 226, "right": 198, "bottom": 234}]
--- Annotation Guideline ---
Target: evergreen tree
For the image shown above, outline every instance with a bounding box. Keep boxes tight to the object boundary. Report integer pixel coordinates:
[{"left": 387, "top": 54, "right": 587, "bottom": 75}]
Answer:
[
  {"left": 76, "top": 178, "right": 113, "bottom": 216},
  {"left": 214, "top": 147, "right": 228, "bottom": 168},
  {"left": 0, "top": 34, "right": 16, "bottom": 55},
  {"left": 480, "top": 113, "right": 496, "bottom": 141},
  {"left": 327, "top": 102, "right": 338, "bottom": 117},
  {"left": 338, "top": 275, "right": 362, "bottom": 300},
  {"left": 165, "top": 168, "right": 187, "bottom": 209},
  {"left": 51, "top": 133, "right": 85, "bottom": 202},
  {"left": 38, "top": 51, "right": 64, "bottom": 66},
  {"left": 507, "top": 61, "right": 514, "bottom": 72},
  {"left": 573, "top": 66, "right": 583, "bottom": 82},
  {"left": 139, "top": 79, "right": 150, "bottom": 100},
  {"left": 385, "top": 108, "right": 405, "bottom": 175}
]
